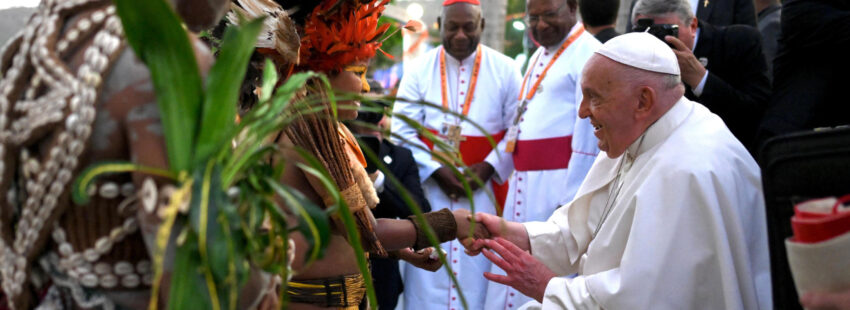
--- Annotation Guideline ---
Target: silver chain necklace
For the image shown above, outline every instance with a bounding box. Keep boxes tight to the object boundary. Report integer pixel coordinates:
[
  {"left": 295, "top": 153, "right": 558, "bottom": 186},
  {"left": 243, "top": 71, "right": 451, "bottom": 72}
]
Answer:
[{"left": 592, "top": 134, "right": 646, "bottom": 238}]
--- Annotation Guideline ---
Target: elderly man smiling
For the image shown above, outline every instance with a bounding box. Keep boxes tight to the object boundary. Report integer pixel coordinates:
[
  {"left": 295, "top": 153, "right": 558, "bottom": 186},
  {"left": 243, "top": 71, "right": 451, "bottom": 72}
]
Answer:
[{"left": 466, "top": 32, "right": 772, "bottom": 309}]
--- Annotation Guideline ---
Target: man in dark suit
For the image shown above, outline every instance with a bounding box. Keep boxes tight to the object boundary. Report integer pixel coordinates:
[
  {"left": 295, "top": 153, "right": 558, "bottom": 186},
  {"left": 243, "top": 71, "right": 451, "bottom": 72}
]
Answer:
[
  {"left": 633, "top": 0, "right": 770, "bottom": 152},
  {"left": 579, "top": 0, "right": 621, "bottom": 43},
  {"left": 346, "top": 81, "right": 434, "bottom": 310},
  {"left": 625, "top": 0, "right": 756, "bottom": 32},
  {"left": 757, "top": 0, "right": 850, "bottom": 150}
]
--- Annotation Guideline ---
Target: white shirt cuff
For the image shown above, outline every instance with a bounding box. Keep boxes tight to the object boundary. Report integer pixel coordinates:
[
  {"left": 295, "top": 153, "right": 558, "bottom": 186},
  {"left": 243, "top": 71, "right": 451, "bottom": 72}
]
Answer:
[{"left": 692, "top": 70, "right": 709, "bottom": 97}]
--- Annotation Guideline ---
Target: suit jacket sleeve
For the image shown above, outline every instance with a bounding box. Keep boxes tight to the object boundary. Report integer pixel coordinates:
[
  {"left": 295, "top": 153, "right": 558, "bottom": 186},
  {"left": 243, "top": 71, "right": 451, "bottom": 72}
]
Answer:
[
  {"left": 377, "top": 144, "right": 432, "bottom": 218},
  {"left": 697, "top": 26, "right": 770, "bottom": 147},
  {"left": 395, "top": 145, "right": 432, "bottom": 216}
]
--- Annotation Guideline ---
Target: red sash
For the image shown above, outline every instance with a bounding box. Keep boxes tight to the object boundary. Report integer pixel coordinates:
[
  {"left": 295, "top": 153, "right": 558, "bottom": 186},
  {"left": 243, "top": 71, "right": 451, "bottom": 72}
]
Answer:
[
  {"left": 512, "top": 136, "right": 572, "bottom": 171},
  {"left": 419, "top": 129, "right": 509, "bottom": 215}
]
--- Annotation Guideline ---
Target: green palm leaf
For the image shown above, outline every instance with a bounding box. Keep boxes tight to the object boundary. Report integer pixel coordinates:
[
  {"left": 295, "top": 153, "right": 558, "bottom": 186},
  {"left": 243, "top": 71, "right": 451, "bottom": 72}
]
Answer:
[
  {"left": 113, "top": 0, "right": 202, "bottom": 172},
  {"left": 195, "top": 17, "right": 264, "bottom": 163}
]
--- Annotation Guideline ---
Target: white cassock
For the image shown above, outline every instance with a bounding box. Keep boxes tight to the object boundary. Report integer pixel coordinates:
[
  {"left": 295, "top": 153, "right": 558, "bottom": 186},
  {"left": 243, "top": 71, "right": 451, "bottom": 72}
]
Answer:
[
  {"left": 392, "top": 44, "right": 522, "bottom": 310},
  {"left": 519, "top": 98, "right": 773, "bottom": 309},
  {"left": 487, "top": 24, "right": 601, "bottom": 310}
]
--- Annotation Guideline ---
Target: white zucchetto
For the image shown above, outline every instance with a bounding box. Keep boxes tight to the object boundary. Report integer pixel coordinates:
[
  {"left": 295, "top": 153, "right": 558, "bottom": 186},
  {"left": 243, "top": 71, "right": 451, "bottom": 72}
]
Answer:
[{"left": 595, "top": 32, "right": 681, "bottom": 75}]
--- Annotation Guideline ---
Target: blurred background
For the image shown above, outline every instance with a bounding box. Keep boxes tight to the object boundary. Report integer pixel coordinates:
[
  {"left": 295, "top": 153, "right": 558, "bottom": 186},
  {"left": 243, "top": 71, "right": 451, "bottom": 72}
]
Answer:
[{"left": 0, "top": 0, "right": 634, "bottom": 92}]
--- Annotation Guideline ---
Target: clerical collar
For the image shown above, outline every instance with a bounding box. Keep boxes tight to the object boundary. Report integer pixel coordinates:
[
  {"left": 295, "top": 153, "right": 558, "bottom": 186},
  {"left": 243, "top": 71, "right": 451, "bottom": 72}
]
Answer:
[
  {"left": 545, "top": 23, "right": 583, "bottom": 52},
  {"left": 626, "top": 96, "right": 693, "bottom": 159},
  {"left": 445, "top": 47, "right": 479, "bottom": 66}
]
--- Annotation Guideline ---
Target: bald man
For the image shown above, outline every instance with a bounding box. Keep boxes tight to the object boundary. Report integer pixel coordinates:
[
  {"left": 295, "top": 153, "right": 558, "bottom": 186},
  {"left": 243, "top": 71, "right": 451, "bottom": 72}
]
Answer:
[
  {"left": 392, "top": 0, "right": 522, "bottom": 309},
  {"left": 465, "top": 33, "right": 772, "bottom": 309}
]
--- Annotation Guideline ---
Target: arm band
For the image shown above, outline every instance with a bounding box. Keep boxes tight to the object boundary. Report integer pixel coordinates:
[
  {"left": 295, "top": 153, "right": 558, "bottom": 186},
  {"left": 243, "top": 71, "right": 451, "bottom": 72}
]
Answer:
[{"left": 407, "top": 208, "right": 457, "bottom": 250}]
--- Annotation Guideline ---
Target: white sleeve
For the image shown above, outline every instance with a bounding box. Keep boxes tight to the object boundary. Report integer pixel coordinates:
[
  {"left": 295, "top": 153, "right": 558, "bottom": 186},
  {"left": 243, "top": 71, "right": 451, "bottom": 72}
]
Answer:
[
  {"left": 484, "top": 63, "right": 522, "bottom": 183},
  {"left": 392, "top": 69, "right": 443, "bottom": 182},
  {"left": 523, "top": 206, "right": 581, "bottom": 276}
]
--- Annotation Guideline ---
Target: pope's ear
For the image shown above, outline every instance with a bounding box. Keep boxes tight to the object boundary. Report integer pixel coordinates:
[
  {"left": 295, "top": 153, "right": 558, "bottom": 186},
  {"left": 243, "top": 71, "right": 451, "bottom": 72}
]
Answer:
[{"left": 635, "top": 86, "right": 656, "bottom": 119}]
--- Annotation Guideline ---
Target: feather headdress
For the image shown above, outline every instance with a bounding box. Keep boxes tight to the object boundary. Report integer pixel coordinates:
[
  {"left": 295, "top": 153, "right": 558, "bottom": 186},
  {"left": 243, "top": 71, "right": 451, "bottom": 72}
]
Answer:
[{"left": 297, "top": 0, "right": 392, "bottom": 72}]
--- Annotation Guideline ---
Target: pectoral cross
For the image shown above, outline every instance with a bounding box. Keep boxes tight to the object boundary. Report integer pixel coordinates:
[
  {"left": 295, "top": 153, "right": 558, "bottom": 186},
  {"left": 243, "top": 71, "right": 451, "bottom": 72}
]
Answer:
[
  {"left": 514, "top": 100, "right": 530, "bottom": 125},
  {"left": 703, "top": 0, "right": 709, "bottom": 7},
  {"left": 446, "top": 124, "right": 466, "bottom": 149}
]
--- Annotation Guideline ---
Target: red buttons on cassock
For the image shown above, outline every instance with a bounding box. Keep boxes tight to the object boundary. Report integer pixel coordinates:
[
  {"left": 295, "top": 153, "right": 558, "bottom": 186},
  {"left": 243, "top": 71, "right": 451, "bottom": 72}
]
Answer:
[{"left": 516, "top": 212, "right": 521, "bottom": 216}]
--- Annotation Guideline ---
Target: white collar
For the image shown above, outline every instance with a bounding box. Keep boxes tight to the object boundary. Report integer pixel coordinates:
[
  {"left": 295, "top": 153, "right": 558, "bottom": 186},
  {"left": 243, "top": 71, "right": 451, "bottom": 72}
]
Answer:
[
  {"left": 444, "top": 45, "right": 480, "bottom": 66},
  {"left": 626, "top": 96, "right": 692, "bottom": 160}
]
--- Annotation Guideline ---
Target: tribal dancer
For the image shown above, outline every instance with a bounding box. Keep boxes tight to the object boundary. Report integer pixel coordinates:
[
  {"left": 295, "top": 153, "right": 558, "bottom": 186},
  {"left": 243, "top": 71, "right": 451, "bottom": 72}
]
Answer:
[
  {"left": 228, "top": 0, "right": 486, "bottom": 308},
  {"left": 0, "top": 0, "right": 276, "bottom": 309}
]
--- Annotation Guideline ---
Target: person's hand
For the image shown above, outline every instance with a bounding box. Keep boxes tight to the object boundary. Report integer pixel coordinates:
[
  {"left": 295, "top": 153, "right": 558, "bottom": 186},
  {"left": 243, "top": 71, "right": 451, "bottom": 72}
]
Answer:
[
  {"left": 398, "top": 247, "right": 442, "bottom": 272},
  {"left": 801, "top": 289, "right": 850, "bottom": 310},
  {"left": 453, "top": 209, "right": 491, "bottom": 244},
  {"left": 462, "top": 212, "right": 505, "bottom": 256},
  {"left": 465, "top": 162, "right": 495, "bottom": 191},
  {"left": 432, "top": 166, "right": 465, "bottom": 200},
  {"left": 481, "top": 238, "right": 556, "bottom": 303},
  {"left": 665, "top": 35, "right": 707, "bottom": 88}
]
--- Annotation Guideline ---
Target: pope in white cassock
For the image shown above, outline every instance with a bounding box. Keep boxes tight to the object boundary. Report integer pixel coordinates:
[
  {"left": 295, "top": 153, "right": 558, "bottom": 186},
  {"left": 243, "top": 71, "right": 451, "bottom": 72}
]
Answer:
[
  {"left": 391, "top": 0, "right": 522, "bottom": 309},
  {"left": 466, "top": 32, "right": 773, "bottom": 310},
  {"left": 486, "top": 0, "right": 601, "bottom": 308}
]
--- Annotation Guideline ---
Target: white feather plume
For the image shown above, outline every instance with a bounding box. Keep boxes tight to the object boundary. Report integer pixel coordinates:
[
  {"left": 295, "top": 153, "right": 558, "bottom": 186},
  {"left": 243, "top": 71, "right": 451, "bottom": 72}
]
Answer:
[{"left": 228, "top": 0, "right": 301, "bottom": 64}]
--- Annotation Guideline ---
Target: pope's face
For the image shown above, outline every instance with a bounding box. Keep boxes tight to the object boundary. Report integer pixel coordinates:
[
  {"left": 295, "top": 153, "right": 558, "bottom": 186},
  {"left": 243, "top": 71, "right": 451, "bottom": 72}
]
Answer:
[
  {"left": 329, "top": 60, "right": 370, "bottom": 120},
  {"left": 578, "top": 56, "right": 642, "bottom": 158},
  {"left": 440, "top": 3, "right": 484, "bottom": 61},
  {"left": 526, "top": 0, "right": 577, "bottom": 47}
]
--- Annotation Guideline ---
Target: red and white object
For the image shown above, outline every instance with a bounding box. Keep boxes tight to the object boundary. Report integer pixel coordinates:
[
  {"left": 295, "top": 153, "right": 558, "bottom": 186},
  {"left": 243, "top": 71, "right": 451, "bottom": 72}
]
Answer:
[{"left": 786, "top": 195, "right": 850, "bottom": 297}]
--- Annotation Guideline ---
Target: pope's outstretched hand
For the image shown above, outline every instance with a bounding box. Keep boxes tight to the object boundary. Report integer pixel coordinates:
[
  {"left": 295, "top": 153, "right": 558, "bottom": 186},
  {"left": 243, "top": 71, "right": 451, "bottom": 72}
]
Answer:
[{"left": 481, "top": 238, "right": 556, "bottom": 303}]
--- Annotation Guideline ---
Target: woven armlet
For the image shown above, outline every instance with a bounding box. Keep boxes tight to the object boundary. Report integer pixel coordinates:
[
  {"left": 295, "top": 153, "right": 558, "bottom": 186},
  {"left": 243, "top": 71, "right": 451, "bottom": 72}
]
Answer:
[{"left": 407, "top": 209, "right": 457, "bottom": 250}]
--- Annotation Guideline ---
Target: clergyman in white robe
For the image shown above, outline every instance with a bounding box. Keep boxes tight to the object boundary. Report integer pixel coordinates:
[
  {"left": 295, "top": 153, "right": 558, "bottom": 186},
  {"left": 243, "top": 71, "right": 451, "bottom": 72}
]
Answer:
[{"left": 392, "top": 43, "right": 522, "bottom": 310}]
